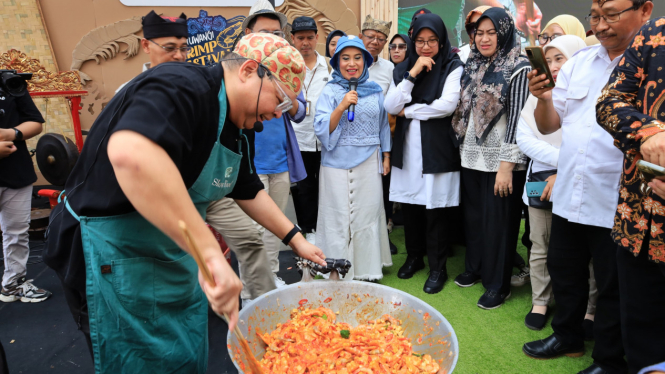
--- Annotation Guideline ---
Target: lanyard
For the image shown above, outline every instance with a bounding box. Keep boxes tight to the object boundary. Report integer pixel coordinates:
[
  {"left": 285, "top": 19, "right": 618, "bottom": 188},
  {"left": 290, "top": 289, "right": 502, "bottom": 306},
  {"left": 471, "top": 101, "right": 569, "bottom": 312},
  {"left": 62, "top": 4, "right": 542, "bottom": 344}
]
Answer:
[{"left": 303, "top": 65, "right": 319, "bottom": 101}]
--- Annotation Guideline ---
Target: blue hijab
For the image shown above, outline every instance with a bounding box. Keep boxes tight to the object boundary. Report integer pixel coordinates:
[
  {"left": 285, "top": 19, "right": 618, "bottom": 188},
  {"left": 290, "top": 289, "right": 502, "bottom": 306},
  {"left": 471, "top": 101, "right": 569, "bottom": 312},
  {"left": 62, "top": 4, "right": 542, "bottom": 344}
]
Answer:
[{"left": 329, "top": 36, "right": 383, "bottom": 97}]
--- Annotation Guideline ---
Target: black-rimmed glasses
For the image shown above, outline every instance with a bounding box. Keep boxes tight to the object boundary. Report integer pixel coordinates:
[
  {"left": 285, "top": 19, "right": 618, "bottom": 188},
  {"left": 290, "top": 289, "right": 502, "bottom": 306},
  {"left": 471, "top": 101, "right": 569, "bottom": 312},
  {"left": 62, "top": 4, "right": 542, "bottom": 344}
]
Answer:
[
  {"left": 148, "top": 39, "right": 191, "bottom": 54},
  {"left": 585, "top": 6, "right": 637, "bottom": 26}
]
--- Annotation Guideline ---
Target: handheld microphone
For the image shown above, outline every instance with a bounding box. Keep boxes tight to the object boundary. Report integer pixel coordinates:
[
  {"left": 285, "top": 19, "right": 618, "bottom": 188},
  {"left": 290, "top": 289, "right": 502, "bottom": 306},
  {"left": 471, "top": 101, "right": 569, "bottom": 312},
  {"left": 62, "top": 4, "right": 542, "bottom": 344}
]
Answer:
[{"left": 347, "top": 77, "right": 358, "bottom": 122}]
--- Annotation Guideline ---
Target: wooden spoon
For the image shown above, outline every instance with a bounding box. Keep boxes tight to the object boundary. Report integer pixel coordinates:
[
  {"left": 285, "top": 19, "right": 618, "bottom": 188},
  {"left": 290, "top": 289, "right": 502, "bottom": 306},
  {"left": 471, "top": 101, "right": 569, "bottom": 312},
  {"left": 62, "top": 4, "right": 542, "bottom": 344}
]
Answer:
[{"left": 178, "top": 220, "right": 265, "bottom": 374}]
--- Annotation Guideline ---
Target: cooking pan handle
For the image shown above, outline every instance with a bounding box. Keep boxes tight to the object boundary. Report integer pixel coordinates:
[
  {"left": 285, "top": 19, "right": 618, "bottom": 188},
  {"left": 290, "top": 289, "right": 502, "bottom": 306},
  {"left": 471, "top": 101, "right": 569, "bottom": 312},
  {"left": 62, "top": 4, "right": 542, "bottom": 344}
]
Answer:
[{"left": 295, "top": 257, "right": 351, "bottom": 282}]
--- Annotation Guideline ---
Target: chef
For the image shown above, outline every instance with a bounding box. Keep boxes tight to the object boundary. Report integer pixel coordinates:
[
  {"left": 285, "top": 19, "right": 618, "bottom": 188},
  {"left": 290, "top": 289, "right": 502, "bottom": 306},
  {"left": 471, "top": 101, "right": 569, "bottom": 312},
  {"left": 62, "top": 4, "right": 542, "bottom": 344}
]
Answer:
[{"left": 44, "top": 33, "right": 326, "bottom": 373}]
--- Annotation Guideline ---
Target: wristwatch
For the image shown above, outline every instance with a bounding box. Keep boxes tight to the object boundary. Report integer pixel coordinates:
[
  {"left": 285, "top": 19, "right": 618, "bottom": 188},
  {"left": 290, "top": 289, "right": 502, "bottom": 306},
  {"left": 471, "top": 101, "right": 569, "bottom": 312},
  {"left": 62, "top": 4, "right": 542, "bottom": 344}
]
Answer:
[
  {"left": 403, "top": 72, "right": 417, "bottom": 83},
  {"left": 13, "top": 128, "right": 23, "bottom": 141}
]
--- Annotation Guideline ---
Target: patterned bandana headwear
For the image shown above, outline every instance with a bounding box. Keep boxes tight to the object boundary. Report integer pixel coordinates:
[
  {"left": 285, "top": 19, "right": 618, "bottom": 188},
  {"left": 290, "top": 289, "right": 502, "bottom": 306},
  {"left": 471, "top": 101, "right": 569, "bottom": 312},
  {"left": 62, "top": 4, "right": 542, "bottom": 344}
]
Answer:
[
  {"left": 361, "top": 15, "right": 392, "bottom": 38},
  {"left": 233, "top": 33, "right": 305, "bottom": 95}
]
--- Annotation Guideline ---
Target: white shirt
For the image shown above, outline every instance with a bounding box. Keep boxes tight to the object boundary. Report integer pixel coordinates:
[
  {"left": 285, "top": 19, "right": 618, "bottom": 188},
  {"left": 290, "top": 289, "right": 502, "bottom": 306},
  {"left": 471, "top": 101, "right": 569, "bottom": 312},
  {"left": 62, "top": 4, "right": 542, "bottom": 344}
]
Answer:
[
  {"left": 458, "top": 44, "right": 471, "bottom": 63},
  {"left": 294, "top": 52, "right": 328, "bottom": 152},
  {"left": 368, "top": 57, "right": 394, "bottom": 96},
  {"left": 550, "top": 45, "right": 624, "bottom": 229},
  {"left": 384, "top": 66, "right": 463, "bottom": 209},
  {"left": 517, "top": 116, "right": 560, "bottom": 205},
  {"left": 115, "top": 62, "right": 151, "bottom": 94}
]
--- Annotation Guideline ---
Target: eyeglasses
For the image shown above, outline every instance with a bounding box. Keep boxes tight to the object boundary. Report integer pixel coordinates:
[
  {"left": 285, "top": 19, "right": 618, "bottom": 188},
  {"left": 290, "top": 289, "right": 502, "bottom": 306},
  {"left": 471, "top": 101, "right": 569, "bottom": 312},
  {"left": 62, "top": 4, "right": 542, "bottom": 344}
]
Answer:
[
  {"left": 414, "top": 39, "right": 439, "bottom": 48},
  {"left": 538, "top": 33, "right": 562, "bottom": 45},
  {"left": 585, "top": 6, "right": 637, "bottom": 26},
  {"left": 270, "top": 76, "right": 293, "bottom": 113},
  {"left": 361, "top": 32, "right": 387, "bottom": 43},
  {"left": 256, "top": 30, "right": 286, "bottom": 38},
  {"left": 148, "top": 39, "right": 191, "bottom": 54},
  {"left": 388, "top": 43, "right": 407, "bottom": 51}
]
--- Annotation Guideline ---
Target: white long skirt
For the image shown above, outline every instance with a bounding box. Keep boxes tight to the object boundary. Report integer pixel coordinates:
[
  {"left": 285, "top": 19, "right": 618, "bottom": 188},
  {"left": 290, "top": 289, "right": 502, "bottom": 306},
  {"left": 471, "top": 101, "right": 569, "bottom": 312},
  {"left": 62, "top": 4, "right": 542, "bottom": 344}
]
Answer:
[{"left": 316, "top": 149, "right": 392, "bottom": 281}]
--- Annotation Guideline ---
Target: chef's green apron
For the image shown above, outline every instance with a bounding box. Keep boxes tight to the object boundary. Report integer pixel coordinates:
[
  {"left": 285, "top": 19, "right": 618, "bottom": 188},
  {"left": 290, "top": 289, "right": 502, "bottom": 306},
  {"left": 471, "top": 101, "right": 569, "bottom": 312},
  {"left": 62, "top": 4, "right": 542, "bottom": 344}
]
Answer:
[{"left": 63, "top": 82, "right": 242, "bottom": 374}]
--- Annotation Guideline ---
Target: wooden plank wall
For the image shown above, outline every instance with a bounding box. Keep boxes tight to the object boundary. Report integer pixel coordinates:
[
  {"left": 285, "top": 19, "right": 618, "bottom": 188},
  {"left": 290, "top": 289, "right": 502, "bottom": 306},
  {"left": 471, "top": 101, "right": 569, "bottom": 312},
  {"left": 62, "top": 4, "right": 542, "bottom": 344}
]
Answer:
[{"left": 360, "top": 0, "right": 398, "bottom": 60}]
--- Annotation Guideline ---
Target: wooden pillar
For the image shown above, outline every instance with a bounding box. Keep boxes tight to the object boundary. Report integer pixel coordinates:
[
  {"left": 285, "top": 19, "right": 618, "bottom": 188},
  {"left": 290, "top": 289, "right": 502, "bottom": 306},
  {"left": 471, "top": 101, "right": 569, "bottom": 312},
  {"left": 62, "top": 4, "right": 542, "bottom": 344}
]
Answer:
[{"left": 360, "top": 0, "right": 399, "bottom": 60}]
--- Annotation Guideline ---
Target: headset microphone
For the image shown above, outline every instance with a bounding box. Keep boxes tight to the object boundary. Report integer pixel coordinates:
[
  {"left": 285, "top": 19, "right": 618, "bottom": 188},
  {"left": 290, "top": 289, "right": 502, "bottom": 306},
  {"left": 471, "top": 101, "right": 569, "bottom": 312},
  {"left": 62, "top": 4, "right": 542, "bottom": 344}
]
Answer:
[{"left": 253, "top": 120, "right": 264, "bottom": 132}]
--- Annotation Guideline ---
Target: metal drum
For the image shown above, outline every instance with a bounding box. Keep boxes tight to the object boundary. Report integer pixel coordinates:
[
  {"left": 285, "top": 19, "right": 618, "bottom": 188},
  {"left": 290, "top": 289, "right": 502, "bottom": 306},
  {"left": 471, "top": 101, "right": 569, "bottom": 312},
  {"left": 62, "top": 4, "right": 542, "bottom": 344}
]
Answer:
[{"left": 227, "top": 280, "right": 459, "bottom": 373}]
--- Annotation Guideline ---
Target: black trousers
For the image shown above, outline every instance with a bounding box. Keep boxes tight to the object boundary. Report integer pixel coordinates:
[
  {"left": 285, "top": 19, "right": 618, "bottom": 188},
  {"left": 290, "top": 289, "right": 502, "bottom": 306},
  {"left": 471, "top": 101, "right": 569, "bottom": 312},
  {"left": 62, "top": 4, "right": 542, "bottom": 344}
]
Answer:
[
  {"left": 548, "top": 215, "right": 626, "bottom": 373},
  {"left": 0, "top": 340, "right": 8, "bottom": 374},
  {"left": 382, "top": 173, "right": 393, "bottom": 222},
  {"left": 402, "top": 203, "right": 453, "bottom": 273},
  {"left": 291, "top": 151, "right": 320, "bottom": 233},
  {"left": 616, "top": 244, "right": 665, "bottom": 374},
  {"left": 61, "top": 279, "right": 94, "bottom": 358},
  {"left": 461, "top": 168, "right": 527, "bottom": 293}
]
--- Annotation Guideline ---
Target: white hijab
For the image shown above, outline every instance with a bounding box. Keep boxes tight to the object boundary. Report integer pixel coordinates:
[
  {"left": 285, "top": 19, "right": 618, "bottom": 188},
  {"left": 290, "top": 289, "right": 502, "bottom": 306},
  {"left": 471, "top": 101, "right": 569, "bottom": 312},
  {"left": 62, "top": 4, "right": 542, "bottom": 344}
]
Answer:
[{"left": 521, "top": 35, "right": 587, "bottom": 147}]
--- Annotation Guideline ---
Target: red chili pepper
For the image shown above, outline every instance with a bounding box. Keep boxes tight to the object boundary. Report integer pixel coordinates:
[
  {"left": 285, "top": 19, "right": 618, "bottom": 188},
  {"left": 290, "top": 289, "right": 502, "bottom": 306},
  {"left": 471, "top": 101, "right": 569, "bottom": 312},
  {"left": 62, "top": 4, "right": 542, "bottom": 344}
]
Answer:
[
  {"left": 298, "top": 299, "right": 308, "bottom": 306},
  {"left": 323, "top": 297, "right": 332, "bottom": 303}
]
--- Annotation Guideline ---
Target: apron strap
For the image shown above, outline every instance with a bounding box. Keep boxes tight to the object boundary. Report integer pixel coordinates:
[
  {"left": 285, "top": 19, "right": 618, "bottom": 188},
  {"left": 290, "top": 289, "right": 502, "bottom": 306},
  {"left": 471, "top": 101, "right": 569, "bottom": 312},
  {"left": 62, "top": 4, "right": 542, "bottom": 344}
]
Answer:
[
  {"left": 217, "top": 81, "right": 227, "bottom": 140},
  {"left": 61, "top": 194, "right": 81, "bottom": 222}
]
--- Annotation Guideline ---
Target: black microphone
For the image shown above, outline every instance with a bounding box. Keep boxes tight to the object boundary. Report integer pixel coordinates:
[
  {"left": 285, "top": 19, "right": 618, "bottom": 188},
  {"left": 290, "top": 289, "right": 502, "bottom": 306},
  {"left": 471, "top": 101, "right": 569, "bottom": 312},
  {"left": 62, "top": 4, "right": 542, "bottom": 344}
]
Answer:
[{"left": 347, "top": 77, "right": 358, "bottom": 122}]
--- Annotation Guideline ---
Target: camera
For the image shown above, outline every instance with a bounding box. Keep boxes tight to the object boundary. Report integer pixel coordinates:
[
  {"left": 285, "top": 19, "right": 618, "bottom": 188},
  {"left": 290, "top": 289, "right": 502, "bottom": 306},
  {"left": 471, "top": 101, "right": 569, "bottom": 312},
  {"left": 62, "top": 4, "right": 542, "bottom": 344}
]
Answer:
[{"left": 0, "top": 69, "right": 33, "bottom": 97}]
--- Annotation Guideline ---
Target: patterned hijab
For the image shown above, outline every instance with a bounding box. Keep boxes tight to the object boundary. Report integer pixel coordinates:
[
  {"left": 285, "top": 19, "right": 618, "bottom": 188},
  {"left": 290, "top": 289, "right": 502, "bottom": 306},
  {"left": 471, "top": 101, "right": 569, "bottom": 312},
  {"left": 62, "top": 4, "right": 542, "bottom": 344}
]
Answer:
[{"left": 452, "top": 7, "right": 530, "bottom": 145}]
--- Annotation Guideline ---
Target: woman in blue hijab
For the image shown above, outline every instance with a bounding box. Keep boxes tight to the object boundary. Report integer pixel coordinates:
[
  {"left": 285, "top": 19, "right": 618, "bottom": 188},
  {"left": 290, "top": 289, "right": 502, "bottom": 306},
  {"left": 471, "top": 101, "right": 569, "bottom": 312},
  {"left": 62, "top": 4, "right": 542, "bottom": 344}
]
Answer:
[{"left": 313, "top": 35, "right": 392, "bottom": 281}]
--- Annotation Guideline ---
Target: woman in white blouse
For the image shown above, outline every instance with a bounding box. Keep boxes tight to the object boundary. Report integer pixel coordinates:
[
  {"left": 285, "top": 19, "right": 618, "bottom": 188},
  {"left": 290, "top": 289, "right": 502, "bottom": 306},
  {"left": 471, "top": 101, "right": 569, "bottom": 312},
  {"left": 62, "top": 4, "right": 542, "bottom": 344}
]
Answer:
[
  {"left": 384, "top": 13, "right": 463, "bottom": 294},
  {"left": 451, "top": 8, "right": 531, "bottom": 309}
]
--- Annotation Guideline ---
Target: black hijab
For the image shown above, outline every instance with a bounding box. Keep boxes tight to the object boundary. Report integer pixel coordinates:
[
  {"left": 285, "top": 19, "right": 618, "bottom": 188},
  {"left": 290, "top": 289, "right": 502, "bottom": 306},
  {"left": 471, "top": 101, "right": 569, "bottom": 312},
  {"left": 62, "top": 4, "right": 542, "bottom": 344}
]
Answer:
[
  {"left": 391, "top": 14, "right": 464, "bottom": 175},
  {"left": 393, "top": 13, "right": 463, "bottom": 106},
  {"left": 325, "top": 30, "right": 346, "bottom": 58},
  {"left": 389, "top": 34, "right": 411, "bottom": 65}
]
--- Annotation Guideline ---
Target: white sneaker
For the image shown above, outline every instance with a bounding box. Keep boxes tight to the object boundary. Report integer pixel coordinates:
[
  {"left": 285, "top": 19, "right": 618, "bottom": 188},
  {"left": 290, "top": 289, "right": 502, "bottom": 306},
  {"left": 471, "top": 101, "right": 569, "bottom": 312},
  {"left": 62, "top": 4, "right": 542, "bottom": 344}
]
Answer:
[
  {"left": 511, "top": 266, "right": 531, "bottom": 287},
  {"left": 0, "top": 278, "right": 52, "bottom": 303},
  {"left": 274, "top": 275, "right": 287, "bottom": 288},
  {"left": 306, "top": 231, "right": 316, "bottom": 246}
]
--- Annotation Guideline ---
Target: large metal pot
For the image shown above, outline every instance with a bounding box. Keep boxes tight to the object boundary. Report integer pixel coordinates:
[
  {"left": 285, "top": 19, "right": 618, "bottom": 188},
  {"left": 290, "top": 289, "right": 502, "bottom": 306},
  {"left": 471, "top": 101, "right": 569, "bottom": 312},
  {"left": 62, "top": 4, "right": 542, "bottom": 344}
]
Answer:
[{"left": 227, "top": 280, "right": 459, "bottom": 373}]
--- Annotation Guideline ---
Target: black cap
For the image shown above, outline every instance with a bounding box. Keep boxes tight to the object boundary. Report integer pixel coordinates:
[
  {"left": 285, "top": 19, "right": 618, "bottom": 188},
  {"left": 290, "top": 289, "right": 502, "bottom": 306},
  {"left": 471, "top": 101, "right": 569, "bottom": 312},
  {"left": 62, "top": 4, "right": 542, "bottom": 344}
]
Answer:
[
  {"left": 142, "top": 10, "right": 188, "bottom": 39},
  {"left": 291, "top": 16, "right": 317, "bottom": 33}
]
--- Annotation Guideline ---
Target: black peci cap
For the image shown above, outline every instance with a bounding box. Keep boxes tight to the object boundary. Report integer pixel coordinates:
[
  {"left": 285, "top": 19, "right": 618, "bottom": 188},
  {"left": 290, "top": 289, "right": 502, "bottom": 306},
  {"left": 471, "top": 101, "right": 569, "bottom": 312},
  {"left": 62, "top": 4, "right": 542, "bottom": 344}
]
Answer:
[
  {"left": 291, "top": 16, "right": 317, "bottom": 33},
  {"left": 142, "top": 10, "right": 188, "bottom": 39}
]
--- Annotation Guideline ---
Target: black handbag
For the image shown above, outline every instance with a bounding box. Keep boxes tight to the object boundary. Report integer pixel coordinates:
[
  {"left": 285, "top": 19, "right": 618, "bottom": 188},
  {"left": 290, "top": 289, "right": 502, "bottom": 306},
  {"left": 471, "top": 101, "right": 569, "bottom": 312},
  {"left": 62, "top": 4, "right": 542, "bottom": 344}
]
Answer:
[{"left": 527, "top": 166, "right": 557, "bottom": 210}]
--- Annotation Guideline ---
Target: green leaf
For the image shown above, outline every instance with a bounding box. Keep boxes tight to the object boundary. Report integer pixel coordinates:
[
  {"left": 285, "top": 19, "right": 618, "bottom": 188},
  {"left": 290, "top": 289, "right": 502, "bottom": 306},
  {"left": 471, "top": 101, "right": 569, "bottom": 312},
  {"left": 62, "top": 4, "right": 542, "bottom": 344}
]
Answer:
[
  {"left": 320, "top": 314, "right": 328, "bottom": 320},
  {"left": 412, "top": 353, "right": 423, "bottom": 358},
  {"left": 340, "top": 330, "right": 350, "bottom": 339}
]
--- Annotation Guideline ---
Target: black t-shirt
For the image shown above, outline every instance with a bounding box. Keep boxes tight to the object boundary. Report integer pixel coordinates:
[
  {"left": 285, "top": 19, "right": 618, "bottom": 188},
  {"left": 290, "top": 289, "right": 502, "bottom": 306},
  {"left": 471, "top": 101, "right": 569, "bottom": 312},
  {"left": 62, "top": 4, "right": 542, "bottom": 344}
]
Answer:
[
  {"left": 0, "top": 90, "right": 45, "bottom": 188},
  {"left": 44, "top": 62, "right": 263, "bottom": 294}
]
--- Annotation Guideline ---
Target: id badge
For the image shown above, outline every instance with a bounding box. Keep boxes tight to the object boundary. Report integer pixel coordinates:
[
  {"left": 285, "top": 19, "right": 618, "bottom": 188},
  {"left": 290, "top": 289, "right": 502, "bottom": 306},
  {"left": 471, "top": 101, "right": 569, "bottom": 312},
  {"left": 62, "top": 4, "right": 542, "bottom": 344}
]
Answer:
[{"left": 306, "top": 100, "right": 312, "bottom": 116}]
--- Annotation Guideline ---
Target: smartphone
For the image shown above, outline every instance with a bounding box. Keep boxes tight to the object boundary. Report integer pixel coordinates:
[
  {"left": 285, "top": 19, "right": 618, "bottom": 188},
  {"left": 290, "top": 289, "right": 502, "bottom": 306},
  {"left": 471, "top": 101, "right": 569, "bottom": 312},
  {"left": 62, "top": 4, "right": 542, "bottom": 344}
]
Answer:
[
  {"left": 525, "top": 46, "right": 555, "bottom": 89},
  {"left": 525, "top": 181, "right": 548, "bottom": 198},
  {"left": 637, "top": 160, "right": 665, "bottom": 177}
]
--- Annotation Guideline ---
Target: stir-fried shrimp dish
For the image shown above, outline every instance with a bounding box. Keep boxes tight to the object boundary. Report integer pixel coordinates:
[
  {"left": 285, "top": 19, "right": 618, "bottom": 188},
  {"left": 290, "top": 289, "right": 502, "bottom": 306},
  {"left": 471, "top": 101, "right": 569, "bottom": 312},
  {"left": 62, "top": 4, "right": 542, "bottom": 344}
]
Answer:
[{"left": 258, "top": 307, "right": 440, "bottom": 374}]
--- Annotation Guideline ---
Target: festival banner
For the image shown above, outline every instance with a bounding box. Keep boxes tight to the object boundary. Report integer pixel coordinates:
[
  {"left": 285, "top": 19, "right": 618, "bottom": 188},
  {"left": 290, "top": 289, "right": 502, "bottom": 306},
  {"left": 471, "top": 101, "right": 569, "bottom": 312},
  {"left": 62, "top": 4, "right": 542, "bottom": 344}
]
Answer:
[{"left": 186, "top": 10, "right": 245, "bottom": 65}]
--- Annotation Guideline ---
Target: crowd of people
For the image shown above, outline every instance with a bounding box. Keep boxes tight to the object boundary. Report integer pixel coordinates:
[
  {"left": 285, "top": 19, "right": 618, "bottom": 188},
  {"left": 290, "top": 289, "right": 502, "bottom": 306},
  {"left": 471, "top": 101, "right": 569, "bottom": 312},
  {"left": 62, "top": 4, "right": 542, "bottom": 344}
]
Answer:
[{"left": 1, "top": 0, "right": 664, "bottom": 373}]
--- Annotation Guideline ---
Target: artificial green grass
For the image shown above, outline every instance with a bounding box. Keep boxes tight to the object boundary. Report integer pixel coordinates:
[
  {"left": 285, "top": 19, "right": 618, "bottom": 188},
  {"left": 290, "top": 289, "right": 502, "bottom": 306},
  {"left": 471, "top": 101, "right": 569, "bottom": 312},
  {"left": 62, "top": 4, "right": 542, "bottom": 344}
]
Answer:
[{"left": 377, "top": 222, "right": 595, "bottom": 374}]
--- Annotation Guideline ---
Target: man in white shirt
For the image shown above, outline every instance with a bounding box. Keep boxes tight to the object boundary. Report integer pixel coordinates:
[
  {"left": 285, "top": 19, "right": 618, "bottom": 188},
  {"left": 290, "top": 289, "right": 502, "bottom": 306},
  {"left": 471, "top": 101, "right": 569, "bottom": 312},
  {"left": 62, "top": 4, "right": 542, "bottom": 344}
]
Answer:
[
  {"left": 359, "top": 15, "right": 395, "bottom": 95},
  {"left": 115, "top": 11, "right": 189, "bottom": 94},
  {"left": 290, "top": 17, "right": 328, "bottom": 245},
  {"left": 522, "top": 1, "right": 653, "bottom": 373}
]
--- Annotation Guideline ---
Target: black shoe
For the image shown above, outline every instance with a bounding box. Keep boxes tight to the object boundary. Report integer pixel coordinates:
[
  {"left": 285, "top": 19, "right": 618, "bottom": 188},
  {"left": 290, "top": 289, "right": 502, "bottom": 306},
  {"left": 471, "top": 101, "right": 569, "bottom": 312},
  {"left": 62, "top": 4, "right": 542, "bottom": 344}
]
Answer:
[
  {"left": 454, "top": 271, "right": 481, "bottom": 287},
  {"left": 423, "top": 270, "right": 447, "bottom": 294},
  {"left": 524, "top": 308, "right": 547, "bottom": 330},
  {"left": 583, "top": 319, "right": 594, "bottom": 341},
  {"left": 389, "top": 239, "right": 398, "bottom": 255},
  {"left": 577, "top": 363, "right": 609, "bottom": 374},
  {"left": 477, "top": 289, "right": 511, "bottom": 309},
  {"left": 522, "top": 334, "right": 585, "bottom": 360},
  {"left": 397, "top": 256, "right": 425, "bottom": 279}
]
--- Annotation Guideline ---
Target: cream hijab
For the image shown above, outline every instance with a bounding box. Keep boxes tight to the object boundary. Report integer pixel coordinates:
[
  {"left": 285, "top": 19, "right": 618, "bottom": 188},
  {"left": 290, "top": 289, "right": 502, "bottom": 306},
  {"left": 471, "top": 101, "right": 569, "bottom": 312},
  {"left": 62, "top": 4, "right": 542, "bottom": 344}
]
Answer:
[
  {"left": 521, "top": 35, "right": 587, "bottom": 147},
  {"left": 543, "top": 15, "right": 587, "bottom": 41}
]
